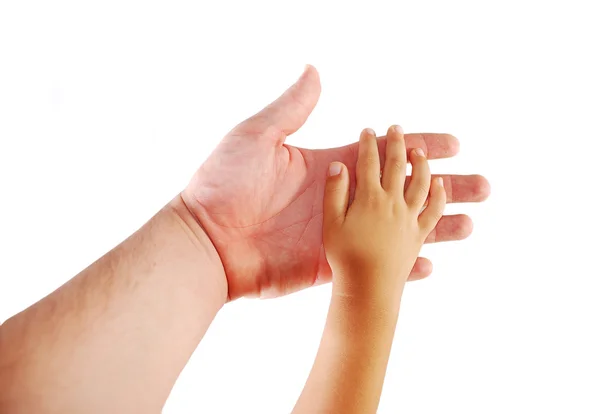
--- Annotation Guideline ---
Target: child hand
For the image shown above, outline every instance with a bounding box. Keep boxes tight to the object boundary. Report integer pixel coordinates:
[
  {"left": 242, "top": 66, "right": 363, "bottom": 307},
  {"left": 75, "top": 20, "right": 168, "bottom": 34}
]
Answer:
[{"left": 323, "top": 125, "right": 446, "bottom": 304}]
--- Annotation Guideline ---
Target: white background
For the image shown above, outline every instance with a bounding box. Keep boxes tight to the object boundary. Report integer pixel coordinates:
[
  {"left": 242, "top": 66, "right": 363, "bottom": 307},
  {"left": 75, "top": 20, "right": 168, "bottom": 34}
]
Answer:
[{"left": 1, "top": 1, "right": 599, "bottom": 413}]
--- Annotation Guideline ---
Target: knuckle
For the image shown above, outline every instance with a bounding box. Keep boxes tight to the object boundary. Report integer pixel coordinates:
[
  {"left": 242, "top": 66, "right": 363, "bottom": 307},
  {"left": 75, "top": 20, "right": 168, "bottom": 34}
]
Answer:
[
  {"left": 359, "top": 191, "right": 382, "bottom": 207},
  {"left": 388, "top": 158, "right": 405, "bottom": 171},
  {"left": 417, "top": 184, "right": 430, "bottom": 198},
  {"left": 412, "top": 158, "right": 428, "bottom": 171},
  {"left": 360, "top": 154, "right": 379, "bottom": 166},
  {"left": 262, "top": 124, "right": 285, "bottom": 141},
  {"left": 364, "top": 192, "right": 379, "bottom": 205},
  {"left": 392, "top": 199, "right": 406, "bottom": 215},
  {"left": 431, "top": 208, "right": 444, "bottom": 222},
  {"left": 422, "top": 207, "right": 444, "bottom": 227},
  {"left": 325, "top": 183, "right": 344, "bottom": 197},
  {"left": 326, "top": 212, "right": 345, "bottom": 227}
]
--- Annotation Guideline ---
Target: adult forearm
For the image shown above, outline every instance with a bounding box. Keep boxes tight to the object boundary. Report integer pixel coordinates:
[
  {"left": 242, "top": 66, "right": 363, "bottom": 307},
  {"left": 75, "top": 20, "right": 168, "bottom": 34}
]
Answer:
[
  {"left": 293, "top": 290, "right": 400, "bottom": 414},
  {"left": 0, "top": 194, "right": 227, "bottom": 413}
]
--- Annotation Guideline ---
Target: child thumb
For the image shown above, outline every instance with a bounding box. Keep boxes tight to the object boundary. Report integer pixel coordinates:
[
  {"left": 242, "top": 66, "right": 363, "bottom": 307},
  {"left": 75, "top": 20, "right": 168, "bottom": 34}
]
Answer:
[{"left": 323, "top": 162, "right": 350, "bottom": 228}]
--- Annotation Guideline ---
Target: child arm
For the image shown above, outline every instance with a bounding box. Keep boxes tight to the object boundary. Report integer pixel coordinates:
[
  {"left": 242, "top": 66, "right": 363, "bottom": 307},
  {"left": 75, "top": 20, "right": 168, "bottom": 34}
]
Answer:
[
  {"left": 292, "top": 287, "right": 400, "bottom": 413},
  {"left": 293, "top": 126, "right": 446, "bottom": 414}
]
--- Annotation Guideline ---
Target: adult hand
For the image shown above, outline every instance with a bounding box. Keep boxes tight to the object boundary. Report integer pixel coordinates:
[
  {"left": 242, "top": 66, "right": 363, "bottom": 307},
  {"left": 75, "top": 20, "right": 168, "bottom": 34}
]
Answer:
[{"left": 182, "top": 66, "right": 489, "bottom": 300}]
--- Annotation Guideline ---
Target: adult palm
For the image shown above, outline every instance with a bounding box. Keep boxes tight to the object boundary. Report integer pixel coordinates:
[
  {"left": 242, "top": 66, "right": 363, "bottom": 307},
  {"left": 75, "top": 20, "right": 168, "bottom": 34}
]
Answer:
[{"left": 183, "top": 66, "right": 489, "bottom": 300}]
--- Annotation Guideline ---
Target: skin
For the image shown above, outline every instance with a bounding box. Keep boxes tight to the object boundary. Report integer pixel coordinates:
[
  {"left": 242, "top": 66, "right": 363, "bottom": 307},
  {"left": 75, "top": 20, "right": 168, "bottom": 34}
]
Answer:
[
  {"left": 183, "top": 65, "right": 490, "bottom": 300},
  {"left": 0, "top": 65, "right": 489, "bottom": 413},
  {"left": 293, "top": 126, "right": 446, "bottom": 413},
  {"left": 0, "top": 198, "right": 226, "bottom": 413}
]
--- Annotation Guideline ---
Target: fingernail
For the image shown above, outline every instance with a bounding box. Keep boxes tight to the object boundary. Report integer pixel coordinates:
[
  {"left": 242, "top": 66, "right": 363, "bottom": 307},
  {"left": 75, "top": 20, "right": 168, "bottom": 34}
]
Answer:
[
  {"left": 328, "top": 162, "right": 342, "bottom": 176},
  {"left": 364, "top": 128, "right": 375, "bottom": 136},
  {"left": 437, "top": 177, "right": 444, "bottom": 187},
  {"left": 415, "top": 148, "right": 425, "bottom": 157},
  {"left": 393, "top": 125, "right": 403, "bottom": 134}
]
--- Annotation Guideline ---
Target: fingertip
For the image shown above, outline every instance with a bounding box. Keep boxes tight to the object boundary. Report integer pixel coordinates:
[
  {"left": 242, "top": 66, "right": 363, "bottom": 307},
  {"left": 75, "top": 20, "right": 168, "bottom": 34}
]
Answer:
[
  {"left": 362, "top": 127, "right": 376, "bottom": 137},
  {"left": 328, "top": 162, "right": 344, "bottom": 177},
  {"left": 301, "top": 64, "right": 321, "bottom": 88},
  {"left": 436, "top": 177, "right": 447, "bottom": 200},
  {"left": 413, "top": 147, "right": 425, "bottom": 158},
  {"left": 446, "top": 134, "right": 460, "bottom": 156},
  {"left": 388, "top": 124, "right": 404, "bottom": 136},
  {"left": 303, "top": 63, "right": 315, "bottom": 74},
  {"left": 408, "top": 257, "right": 433, "bottom": 281},
  {"left": 473, "top": 175, "right": 491, "bottom": 201},
  {"left": 456, "top": 214, "right": 474, "bottom": 239},
  {"left": 408, "top": 147, "right": 426, "bottom": 167}
]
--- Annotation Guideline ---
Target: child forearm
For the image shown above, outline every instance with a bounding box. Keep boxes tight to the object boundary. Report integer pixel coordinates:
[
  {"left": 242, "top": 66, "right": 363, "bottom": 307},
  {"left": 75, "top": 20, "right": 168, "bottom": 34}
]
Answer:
[
  {"left": 293, "top": 125, "right": 446, "bottom": 413},
  {"left": 293, "top": 285, "right": 401, "bottom": 414}
]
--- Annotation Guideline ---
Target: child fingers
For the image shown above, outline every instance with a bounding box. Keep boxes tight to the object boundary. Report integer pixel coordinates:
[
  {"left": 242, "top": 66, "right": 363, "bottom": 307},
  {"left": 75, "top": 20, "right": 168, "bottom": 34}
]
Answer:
[
  {"left": 356, "top": 128, "right": 381, "bottom": 193},
  {"left": 323, "top": 162, "right": 350, "bottom": 229},
  {"left": 405, "top": 148, "right": 431, "bottom": 208},
  {"left": 381, "top": 125, "right": 407, "bottom": 194},
  {"left": 419, "top": 177, "right": 447, "bottom": 234}
]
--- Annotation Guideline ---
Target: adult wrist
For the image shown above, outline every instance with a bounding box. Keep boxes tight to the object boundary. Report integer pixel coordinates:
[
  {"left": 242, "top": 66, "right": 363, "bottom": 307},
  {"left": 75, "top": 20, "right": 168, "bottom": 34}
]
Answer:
[{"left": 167, "top": 193, "right": 228, "bottom": 304}]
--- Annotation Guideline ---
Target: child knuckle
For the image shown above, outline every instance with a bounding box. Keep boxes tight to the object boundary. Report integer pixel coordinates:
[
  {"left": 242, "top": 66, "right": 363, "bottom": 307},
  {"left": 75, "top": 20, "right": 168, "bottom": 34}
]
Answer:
[
  {"left": 325, "top": 184, "right": 343, "bottom": 196},
  {"left": 417, "top": 185, "right": 430, "bottom": 198}
]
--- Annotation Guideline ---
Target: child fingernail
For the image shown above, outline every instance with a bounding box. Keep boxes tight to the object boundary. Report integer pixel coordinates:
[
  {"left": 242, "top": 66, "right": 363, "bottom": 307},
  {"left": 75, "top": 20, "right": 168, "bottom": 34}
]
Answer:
[
  {"left": 328, "top": 162, "right": 342, "bottom": 176},
  {"left": 415, "top": 148, "right": 425, "bottom": 157},
  {"left": 364, "top": 128, "right": 375, "bottom": 136},
  {"left": 437, "top": 177, "right": 444, "bottom": 187},
  {"left": 393, "top": 125, "right": 403, "bottom": 134}
]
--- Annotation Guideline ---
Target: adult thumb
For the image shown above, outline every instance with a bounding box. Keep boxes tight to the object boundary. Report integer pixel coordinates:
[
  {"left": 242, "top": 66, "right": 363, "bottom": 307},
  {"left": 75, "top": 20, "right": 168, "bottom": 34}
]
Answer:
[
  {"left": 249, "top": 65, "right": 321, "bottom": 137},
  {"left": 323, "top": 162, "right": 350, "bottom": 229}
]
